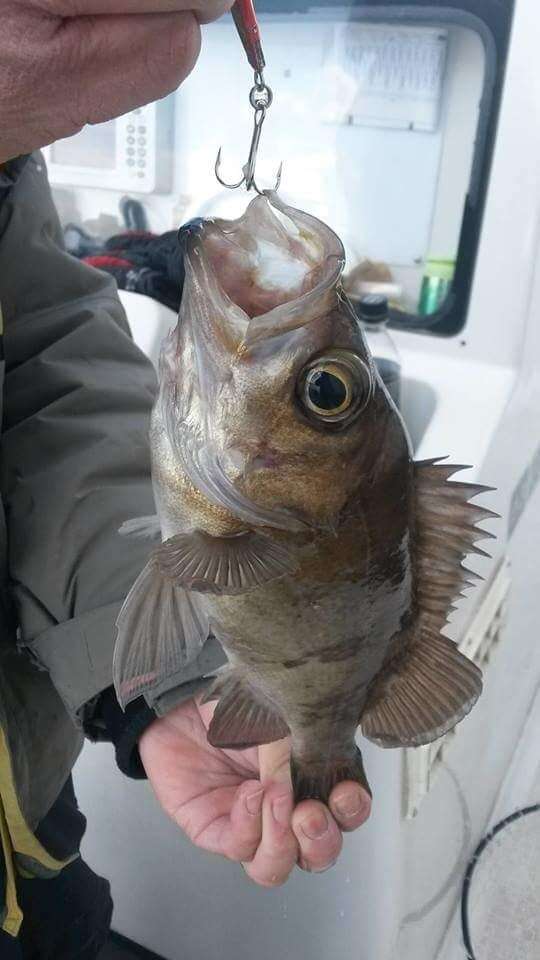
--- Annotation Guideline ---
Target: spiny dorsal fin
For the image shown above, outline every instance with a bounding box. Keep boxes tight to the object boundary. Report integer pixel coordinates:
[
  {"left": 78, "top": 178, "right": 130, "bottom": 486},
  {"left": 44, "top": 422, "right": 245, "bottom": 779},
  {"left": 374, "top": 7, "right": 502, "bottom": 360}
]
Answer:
[
  {"left": 414, "top": 458, "right": 499, "bottom": 631},
  {"left": 359, "top": 459, "right": 494, "bottom": 748}
]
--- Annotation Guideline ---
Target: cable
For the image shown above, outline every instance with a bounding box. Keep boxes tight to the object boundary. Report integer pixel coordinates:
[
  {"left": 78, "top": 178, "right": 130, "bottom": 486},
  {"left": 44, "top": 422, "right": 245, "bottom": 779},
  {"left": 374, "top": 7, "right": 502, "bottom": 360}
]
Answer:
[
  {"left": 120, "top": 196, "right": 148, "bottom": 232},
  {"left": 460, "top": 803, "right": 540, "bottom": 959}
]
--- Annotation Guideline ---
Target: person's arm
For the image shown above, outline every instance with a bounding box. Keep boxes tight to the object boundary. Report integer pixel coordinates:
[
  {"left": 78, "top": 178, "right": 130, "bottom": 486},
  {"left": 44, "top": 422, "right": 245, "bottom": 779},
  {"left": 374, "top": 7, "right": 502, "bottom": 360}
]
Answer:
[
  {"left": 0, "top": 153, "right": 158, "bottom": 720},
  {"left": 1, "top": 153, "right": 226, "bottom": 731}
]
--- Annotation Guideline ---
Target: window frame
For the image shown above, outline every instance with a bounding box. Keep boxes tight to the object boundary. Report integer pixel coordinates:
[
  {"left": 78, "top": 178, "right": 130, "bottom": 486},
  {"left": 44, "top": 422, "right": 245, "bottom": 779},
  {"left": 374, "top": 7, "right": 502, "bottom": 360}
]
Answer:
[{"left": 257, "top": 1, "right": 516, "bottom": 336}]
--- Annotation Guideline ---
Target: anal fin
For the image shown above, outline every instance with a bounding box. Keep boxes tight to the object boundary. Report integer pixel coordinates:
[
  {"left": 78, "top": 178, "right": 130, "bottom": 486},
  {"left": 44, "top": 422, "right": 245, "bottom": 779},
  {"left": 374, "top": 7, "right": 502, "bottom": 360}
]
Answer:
[
  {"left": 202, "top": 671, "right": 289, "bottom": 748},
  {"left": 361, "top": 630, "right": 482, "bottom": 748}
]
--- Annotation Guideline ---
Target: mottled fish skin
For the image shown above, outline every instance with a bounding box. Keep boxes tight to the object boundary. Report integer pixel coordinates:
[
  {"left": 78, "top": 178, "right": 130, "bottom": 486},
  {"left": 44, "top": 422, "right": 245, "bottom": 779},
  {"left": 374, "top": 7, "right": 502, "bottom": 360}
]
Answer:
[
  {"left": 115, "top": 193, "right": 488, "bottom": 803},
  {"left": 206, "top": 456, "right": 413, "bottom": 775}
]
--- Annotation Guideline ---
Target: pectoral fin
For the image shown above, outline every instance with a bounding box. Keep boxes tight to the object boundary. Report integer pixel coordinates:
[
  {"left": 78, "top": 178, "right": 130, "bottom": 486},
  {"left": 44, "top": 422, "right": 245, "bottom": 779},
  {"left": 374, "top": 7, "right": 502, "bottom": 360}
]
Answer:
[
  {"left": 113, "top": 559, "right": 208, "bottom": 708},
  {"left": 202, "top": 670, "right": 289, "bottom": 748},
  {"left": 154, "top": 530, "right": 297, "bottom": 595},
  {"left": 361, "top": 630, "right": 482, "bottom": 748}
]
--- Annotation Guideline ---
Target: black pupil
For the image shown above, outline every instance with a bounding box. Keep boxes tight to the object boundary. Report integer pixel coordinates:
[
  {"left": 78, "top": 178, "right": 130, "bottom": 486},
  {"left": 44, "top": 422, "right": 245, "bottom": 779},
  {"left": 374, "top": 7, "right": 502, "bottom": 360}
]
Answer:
[{"left": 307, "top": 370, "right": 347, "bottom": 411}]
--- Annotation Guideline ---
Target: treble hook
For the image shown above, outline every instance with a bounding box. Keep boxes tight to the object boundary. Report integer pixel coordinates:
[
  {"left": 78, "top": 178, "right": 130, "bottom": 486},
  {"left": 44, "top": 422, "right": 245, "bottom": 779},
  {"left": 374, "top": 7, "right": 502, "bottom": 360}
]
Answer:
[{"left": 215, "top": 71, "right": 282, "bottom": 196}]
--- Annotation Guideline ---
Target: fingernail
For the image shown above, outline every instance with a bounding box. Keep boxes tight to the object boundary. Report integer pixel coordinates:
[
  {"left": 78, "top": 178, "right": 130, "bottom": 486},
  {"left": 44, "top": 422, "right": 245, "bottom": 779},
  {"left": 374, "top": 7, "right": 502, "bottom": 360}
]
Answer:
[
  {"left": 332, "top": 789, "right": 366, "bottom": 820},
  {"left": 272, "top": 794, "right": 292, "bottom": 826},
  {"left": 299, "top": 810, "right": 329, "bottom": 840},
  {"left": 298, "top": 857, "right": 338, "bottom": 874},
  {"left": 245, "top": 788, "right": 264, "bottom": 816}
]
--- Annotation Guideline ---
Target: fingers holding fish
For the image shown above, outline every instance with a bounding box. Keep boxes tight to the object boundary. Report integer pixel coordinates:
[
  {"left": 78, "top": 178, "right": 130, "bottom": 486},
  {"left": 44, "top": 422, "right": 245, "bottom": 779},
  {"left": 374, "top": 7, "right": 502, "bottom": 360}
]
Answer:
[
  {"left": 329, "top": 781, "right": 372, "bottom": 833},
  {"left": 221, "top": 779, "right": 264, "bottom": 863},
  {"left": 292, "top": 801, "right": 343, "bottom": 874},
  {"left": 241, "top": 784, "right": 297, "bottom": 888}
]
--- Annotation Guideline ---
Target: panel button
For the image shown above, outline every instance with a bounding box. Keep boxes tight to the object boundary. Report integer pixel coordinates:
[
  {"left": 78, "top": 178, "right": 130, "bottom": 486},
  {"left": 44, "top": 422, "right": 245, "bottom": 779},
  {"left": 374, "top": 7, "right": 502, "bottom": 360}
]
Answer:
[
  {"left": 138, "top": 137, "right": 146, "bottom": 146},
  {"left": 138, "top": 126, "right": 146, "bottom": 134},
  {"left": 127, "top": 147, "right": 135, "bottom": 156},
  {"left": 127, "top": 136, "right": 135, "bottom": 145},
  {"left": 137, "top": 160, "right": 146, "bottom": 168},
  {"left": 127, "top": 159, "right": 135, "bottom": 167},
  {"left": 127, "top": 124, "right": 135, "bottom": 133}
]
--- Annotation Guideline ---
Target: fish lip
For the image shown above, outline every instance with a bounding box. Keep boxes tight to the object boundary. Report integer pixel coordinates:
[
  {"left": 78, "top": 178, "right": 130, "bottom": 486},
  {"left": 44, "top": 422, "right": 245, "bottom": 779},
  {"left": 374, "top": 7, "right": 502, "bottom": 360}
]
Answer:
[{"left": 177, "top": 217, "right": 206, "bottom": 253}]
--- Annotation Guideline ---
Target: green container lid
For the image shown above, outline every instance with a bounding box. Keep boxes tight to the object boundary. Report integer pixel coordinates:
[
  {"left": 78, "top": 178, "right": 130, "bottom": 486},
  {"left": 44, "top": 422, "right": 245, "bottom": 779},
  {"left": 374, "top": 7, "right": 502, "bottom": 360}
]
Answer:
[{"left": 424, "top": 258, "right": 456, "bottom": 281}]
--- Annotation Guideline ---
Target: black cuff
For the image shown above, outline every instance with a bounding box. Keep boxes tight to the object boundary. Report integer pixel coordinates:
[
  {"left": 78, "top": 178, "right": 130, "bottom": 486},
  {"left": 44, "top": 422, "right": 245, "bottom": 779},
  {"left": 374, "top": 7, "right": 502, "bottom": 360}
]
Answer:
[{"left": 87, "top": 686, "right": 156, "bottom": 780}]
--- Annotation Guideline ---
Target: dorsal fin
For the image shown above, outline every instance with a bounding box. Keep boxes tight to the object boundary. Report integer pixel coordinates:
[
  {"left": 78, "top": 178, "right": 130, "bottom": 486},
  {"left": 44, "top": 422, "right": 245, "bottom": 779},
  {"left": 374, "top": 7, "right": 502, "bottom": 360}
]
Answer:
[{"left": 414, "top": 458, "right": 499, "bottom": 632}]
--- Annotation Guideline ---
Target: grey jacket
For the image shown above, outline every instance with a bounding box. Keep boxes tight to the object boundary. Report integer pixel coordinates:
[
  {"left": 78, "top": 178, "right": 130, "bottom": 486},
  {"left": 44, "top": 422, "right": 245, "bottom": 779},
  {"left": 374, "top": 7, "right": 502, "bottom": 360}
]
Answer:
[
  {"left": 0, "top": 154, "right": 224, "bottom": 935},
  {"left": 0, "top": 151, "right": 153, "bottom": 892}
]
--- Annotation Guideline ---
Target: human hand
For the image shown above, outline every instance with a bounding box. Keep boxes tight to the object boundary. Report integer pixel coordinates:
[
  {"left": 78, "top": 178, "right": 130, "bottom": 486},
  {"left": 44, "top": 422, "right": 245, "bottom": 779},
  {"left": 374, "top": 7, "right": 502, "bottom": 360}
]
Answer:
[
  {"left": 139, "top": 696, "right": 372, "bottom": 886},
  {"left": 1, "top": 0, "right": 233, "bottom": 163}
]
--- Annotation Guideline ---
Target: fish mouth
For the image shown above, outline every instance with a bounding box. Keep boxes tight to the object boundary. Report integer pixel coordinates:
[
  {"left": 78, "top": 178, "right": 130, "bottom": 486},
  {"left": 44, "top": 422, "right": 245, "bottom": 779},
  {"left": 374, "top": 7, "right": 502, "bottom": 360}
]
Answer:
[
  {"left": 187, "top": 193, "right": 345, "bottom": 349},
  {"left": 170, "top": 196, "right": 348, "bottom": 536}
]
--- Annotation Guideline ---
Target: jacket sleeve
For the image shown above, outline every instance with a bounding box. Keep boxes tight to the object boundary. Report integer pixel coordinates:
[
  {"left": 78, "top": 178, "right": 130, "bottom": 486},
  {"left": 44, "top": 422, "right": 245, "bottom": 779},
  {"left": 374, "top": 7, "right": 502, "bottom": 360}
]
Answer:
[{"left": 0, "top": 153, "right": 160, "bottom": 722}]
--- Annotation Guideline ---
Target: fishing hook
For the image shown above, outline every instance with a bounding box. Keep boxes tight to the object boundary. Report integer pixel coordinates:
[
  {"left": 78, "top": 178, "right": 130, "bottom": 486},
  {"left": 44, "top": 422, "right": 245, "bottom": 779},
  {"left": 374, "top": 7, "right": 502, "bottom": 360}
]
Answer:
[{"left": 215, "top": 71, "right": 282, "bottom": 196}]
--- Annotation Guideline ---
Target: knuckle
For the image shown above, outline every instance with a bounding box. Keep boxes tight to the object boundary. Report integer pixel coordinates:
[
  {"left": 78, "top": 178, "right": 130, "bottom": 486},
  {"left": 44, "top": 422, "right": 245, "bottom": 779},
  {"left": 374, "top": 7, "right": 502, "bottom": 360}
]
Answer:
[
  {"left": 145, "top": 14, "right": 200, "bottom": 98},
  {"left": 227, "top": 841, "right": 258, "bottom": 864},
  {"left": 55, "top": 20, "right": 99, "bottom": 127},
  {"left": 298, "top": 834, "right": 342, "bottom": 865},
  {"left": 194, "top": 0, "right": 234, "bottom": 23},
  {"left": 173, "top": 808, "right": 203, "bottom": 845},
  {"left": 266, "top": 828, "right": 297, "bottom": 858}
]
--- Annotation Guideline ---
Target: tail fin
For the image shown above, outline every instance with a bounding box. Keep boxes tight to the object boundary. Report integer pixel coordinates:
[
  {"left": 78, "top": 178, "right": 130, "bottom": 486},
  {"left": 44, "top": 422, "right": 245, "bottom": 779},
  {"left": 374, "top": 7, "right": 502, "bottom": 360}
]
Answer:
[{"left": 290, "top": 747, "right": 371, "bottom": 804}]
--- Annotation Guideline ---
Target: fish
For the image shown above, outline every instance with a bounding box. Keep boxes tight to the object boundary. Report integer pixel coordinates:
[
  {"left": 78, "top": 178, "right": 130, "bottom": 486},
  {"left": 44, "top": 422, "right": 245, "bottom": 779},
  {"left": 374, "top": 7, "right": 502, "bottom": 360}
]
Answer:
[{"left": 113, "top": 193, "right": 496, "bottom": 804}]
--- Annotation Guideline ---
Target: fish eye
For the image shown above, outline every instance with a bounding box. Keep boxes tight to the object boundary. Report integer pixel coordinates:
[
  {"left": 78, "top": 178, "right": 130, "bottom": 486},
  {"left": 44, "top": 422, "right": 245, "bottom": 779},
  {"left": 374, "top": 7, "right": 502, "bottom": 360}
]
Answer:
[
  {"left": 297, "top": 351, "right": 373, "bottom": 427},
  {"left": 304, "top": 364, "right": 351, "bottom": 415}
]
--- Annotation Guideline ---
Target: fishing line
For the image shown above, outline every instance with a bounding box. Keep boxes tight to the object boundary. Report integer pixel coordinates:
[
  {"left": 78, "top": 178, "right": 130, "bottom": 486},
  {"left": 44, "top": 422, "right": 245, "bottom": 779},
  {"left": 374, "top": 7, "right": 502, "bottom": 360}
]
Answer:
[{"left": 460, "top": 802, "right": 540, "bottom": 959}]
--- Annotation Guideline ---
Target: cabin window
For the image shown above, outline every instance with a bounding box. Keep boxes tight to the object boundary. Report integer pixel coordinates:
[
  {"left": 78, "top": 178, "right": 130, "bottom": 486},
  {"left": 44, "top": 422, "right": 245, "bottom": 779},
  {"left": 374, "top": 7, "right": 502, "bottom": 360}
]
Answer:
[{"left": 45, "top": 1, "right": 514, "bottom": 336}]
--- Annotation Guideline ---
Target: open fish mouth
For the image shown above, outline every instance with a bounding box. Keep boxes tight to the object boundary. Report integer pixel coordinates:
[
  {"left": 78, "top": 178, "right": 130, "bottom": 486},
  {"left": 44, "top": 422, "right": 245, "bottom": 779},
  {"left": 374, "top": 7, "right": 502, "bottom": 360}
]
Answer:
[
  {"left": 185, "top": 193, "right": 345, "bottom": 349},
  {"left": 158, "top": 194, "right": 353, "bottom": 536}
]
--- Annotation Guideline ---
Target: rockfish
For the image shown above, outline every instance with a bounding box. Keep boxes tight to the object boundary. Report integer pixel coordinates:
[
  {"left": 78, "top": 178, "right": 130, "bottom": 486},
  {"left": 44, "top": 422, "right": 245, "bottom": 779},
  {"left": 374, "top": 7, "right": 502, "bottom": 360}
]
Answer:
[{"left": 113, "top": 194, "right": 495, "bottom": 803}]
